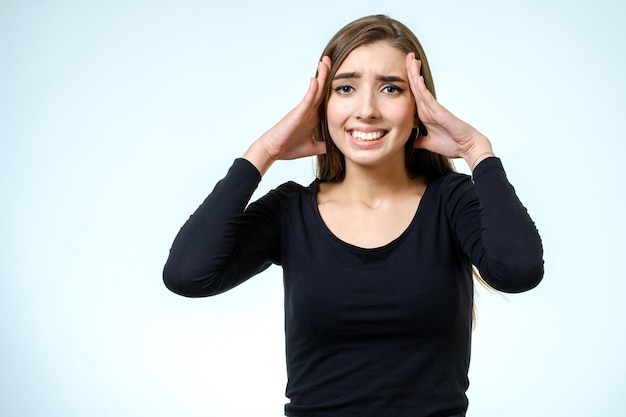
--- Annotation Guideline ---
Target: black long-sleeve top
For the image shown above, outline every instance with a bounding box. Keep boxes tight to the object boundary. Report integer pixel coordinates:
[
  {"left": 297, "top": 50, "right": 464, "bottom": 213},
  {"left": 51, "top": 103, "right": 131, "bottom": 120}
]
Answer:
[{"left": 163, "top": 157, "right": 544, "bottom": 417}]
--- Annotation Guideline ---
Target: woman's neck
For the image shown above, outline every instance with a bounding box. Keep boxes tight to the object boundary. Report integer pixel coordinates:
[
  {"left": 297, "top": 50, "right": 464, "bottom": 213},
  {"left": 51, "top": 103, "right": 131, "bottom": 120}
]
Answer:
[{"left": 335, "top": 160, "right": 419, "bottom": 207}]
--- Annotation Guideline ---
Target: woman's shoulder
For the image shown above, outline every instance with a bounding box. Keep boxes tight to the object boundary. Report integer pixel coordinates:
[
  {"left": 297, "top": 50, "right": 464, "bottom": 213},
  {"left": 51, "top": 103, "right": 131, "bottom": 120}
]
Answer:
[
  {"left": 272, "top": 179, "right": 316, "bottom": 197},
  {"left": 430, "top": 157, "right": 506, "bottom": 199},
  {"left": 252, "top": 179, "right": 317, "bottom": 211},
  {"left": 426, "top": 170, "right": 472, "bottom": 198}
]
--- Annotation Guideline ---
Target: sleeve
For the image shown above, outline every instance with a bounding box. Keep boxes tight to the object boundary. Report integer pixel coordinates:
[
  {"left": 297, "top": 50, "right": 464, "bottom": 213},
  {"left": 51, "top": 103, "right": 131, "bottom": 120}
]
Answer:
[
  {"left": 162, "top": 158, "right": 282, "bottom": 297},
  {"left": 446, "top": 157, "right": 544, "bottom": 293}
]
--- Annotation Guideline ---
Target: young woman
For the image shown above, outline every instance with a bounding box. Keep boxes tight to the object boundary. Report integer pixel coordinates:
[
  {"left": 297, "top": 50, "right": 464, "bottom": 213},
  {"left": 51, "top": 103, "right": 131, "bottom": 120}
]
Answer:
[{"left": 163, "top": 14, "right": 544, "bottom": 417}]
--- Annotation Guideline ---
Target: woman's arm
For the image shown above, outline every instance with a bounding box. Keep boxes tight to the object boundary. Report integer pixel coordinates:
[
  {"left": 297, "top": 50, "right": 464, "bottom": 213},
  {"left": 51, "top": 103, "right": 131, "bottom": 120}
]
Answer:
[
  {"left": 406, "top": 53, "right": 543, "bottom": 292},
  {"left": 163, "top": 159, "right": 278, "bottom": 297},
  {"left": 446, "top": 158, "right": 544, "bottom": 293},
  {"left": 243, "top": 57, "right": 331, "bottom": 175},
  {"left": 163, "top": 58, "right": 332, "bottom": 296}
]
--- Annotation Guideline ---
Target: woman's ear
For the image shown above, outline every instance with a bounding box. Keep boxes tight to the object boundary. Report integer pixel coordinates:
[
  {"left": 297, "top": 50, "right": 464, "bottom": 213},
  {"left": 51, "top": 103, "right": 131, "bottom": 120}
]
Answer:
[
  {"left": 413, "top": 117, "right": 427, "bottom": 137},
  {"left": 413, "top": 114, "right": 420, "bottom": 128}
]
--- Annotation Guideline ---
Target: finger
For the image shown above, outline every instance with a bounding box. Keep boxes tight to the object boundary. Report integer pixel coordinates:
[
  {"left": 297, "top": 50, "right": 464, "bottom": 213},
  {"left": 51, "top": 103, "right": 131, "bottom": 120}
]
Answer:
[
  {"left": 299, "top": 77, "right": 319, "bottom": 110},
  {"left": 405, "top": 53, "right": 418, "bottom": 79},
  {"left": 405, "top": 53, "right": 416, "bottom": 94},
  {"left": 412, "top": 60, "right": 428, "bottom": 103},
  {"left": 314, "top": 57, "right": 331, "bottom": 103},
  {"left": 298, "top": 61, "right": 326, "bottom": 111},
  {"left": 405, "top": 53, "right": 418, "bottom": 89},
  {"left": 414, "top": 61, "right": 442, "bottom": 110},
  {"left": 407, "top": 56, "right": 430, "bottom": 111},
  {"left": 321, "top": 55, "right": 332, "bottom": 72}
]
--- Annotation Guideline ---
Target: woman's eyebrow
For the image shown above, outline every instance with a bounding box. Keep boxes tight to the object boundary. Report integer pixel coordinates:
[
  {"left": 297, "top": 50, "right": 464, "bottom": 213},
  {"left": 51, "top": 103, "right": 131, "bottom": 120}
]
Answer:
[
  {"left": 333, "top": 72, "right": 359, "bottom": 80},
  {"left": 376, "top": 75, "right": 406, "bottom": 83},
  {"left": 332, "top": 72, "right": 406, "bottom": 83}
]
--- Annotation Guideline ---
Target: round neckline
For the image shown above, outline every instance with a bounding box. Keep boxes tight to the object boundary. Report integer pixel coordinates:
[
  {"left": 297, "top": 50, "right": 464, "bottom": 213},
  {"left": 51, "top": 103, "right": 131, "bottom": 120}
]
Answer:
[{"left": 312, "top": 179, "right": 431, "bottom": 253}]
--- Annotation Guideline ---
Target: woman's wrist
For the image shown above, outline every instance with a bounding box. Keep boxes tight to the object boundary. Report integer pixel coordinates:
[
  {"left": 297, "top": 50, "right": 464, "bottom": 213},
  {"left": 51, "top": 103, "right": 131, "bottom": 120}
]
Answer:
[
  {"left": 462, "top": 135, "right": 494, "bottom": 171},
  {"left": 243, "top": 139, "right": 275, "bottom": 176},
  {"left": 469, "top": 151, "right": 495, "bottom": 171}
]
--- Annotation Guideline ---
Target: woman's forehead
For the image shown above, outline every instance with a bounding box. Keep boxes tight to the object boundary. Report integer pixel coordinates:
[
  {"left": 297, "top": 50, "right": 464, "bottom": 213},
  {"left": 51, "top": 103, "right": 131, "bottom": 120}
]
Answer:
[{"left": 336, "top": 42, "right": 407, "bottom": 75}]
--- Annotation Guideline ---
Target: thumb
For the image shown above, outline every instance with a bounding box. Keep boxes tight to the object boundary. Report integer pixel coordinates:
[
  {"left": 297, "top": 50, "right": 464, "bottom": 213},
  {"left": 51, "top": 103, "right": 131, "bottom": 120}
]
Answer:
[
  {"left": 310, "top": 139, "right": 327, "bottom": 156},
  {"left": 413, "top": 134, "right": 428, "bottom": 150}
]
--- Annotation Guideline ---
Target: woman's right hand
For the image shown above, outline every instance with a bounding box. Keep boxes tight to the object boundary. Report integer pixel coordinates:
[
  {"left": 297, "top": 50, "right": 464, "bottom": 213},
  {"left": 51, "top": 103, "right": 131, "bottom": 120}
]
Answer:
[{"left": 244, "top": 57, "right": 331, "bottom": 175}]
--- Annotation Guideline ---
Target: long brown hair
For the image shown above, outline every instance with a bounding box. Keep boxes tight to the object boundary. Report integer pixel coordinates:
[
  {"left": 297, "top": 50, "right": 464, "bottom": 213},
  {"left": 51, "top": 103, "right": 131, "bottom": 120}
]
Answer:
[{"left": 315, "top": 15, "right": 455, "bottom": 182}]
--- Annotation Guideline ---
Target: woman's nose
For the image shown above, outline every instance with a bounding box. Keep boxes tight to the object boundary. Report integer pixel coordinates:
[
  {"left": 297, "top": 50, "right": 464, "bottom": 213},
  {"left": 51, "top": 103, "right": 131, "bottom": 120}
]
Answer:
[{"left": 355, "top": 92, "right": 380, "bottom": 120}]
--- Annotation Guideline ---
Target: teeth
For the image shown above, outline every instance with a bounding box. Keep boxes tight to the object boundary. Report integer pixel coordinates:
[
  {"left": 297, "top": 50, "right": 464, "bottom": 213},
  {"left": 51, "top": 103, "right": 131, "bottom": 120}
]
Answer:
[{"left": 351, "top": 130, "right": 384, "bottom": 141}]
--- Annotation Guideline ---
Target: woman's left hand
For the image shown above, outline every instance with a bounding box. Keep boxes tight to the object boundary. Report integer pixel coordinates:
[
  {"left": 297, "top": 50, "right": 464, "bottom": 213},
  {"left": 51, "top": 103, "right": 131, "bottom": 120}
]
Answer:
[{"left": 406, "top": 53, "right": 494, "bottom": 170}]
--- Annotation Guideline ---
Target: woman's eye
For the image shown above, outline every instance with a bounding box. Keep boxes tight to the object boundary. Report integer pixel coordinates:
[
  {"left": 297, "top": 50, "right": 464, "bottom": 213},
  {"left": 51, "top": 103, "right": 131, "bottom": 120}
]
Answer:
[
  {"left": 382, "top": 84, "right": 404, "bottom": 94},
  {"left": 334, "top": 85, "right": 354, "bottom": 94}
]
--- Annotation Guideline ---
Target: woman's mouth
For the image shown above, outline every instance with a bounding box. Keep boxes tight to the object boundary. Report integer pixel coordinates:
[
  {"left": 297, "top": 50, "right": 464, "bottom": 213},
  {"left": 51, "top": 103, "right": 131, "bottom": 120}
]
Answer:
[{"left": 349, "top": 130, "right": 387, "bottom": 141}]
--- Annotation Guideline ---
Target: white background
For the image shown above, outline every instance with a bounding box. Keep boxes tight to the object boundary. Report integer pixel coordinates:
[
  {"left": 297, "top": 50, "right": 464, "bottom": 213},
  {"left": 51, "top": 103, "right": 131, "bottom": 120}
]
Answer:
[{"left": 2, "top": 0, "right": 625, "bottom": 416}]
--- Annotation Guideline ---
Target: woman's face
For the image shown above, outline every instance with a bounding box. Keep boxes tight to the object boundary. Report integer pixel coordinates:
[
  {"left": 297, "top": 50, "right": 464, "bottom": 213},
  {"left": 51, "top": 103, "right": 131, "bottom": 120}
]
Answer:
[{"left": 326, "top": 41, "right": 417, "bottom": 169}]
